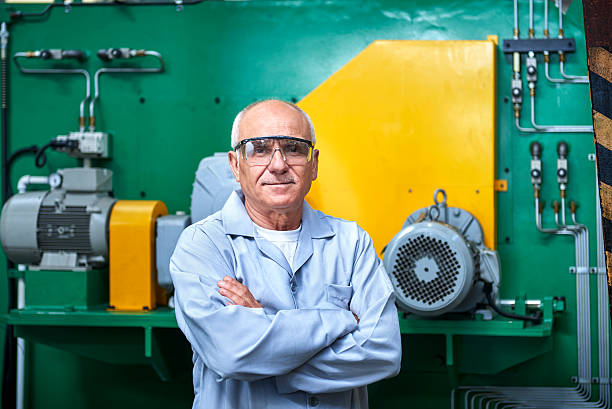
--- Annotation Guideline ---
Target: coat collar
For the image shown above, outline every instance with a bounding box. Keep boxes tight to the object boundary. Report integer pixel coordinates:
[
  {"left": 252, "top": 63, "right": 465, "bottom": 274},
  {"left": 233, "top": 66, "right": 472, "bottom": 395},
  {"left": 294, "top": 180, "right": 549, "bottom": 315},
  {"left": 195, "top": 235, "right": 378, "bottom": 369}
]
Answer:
[
  {"left": 221, "top": 190, "right": 335, "bottom": 239},
  {"left": 221, "top": 190, "right": 335, "bottom": 274}
]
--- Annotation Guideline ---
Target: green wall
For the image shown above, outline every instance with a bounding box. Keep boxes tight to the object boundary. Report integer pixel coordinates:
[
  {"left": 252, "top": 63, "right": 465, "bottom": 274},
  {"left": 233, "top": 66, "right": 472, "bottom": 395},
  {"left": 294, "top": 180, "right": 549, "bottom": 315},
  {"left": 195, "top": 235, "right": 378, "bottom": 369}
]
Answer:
[{"left": 0, "top": 1, "right": 600, "bottom": 408}]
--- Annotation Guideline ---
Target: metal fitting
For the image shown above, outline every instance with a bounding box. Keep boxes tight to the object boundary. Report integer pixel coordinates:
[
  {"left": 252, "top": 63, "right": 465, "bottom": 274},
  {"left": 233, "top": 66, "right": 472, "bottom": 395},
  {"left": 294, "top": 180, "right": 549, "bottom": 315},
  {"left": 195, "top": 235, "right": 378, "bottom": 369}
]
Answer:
[{"left": 526, "top": 51, "right": 537, "bottom": 82}]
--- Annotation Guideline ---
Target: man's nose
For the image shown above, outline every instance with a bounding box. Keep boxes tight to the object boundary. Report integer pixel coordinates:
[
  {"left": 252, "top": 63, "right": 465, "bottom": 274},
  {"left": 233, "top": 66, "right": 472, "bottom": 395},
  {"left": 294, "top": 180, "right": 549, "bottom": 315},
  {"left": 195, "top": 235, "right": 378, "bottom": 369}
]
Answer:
[{"left": 268, "top": 148, "right": 288, "bottom": 172}]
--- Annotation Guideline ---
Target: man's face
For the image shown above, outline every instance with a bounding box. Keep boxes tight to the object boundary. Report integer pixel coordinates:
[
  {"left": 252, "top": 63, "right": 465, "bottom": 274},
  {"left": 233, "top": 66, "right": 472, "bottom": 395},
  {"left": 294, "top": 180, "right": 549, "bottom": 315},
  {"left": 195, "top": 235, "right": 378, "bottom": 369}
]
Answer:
[{"left": 228, "top": 102, "right": 319, "bottom": 213}]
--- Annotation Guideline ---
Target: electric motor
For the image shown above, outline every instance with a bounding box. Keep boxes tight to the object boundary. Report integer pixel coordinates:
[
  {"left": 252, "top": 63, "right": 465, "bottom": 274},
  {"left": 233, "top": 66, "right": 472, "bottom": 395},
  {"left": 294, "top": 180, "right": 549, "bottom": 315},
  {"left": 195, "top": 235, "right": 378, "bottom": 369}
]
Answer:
[
  {"left": 383, "top": 189, "right": 500, "bottom": 316},
  {"left": 0, "top": 167, "right": 116, "bottom": 270}
]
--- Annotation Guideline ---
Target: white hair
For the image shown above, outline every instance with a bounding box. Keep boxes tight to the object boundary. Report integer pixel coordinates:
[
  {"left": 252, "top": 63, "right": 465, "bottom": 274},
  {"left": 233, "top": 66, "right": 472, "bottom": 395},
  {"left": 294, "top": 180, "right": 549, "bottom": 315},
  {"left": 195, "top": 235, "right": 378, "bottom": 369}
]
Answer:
[{"left": 230, "top": 100, "right": 316, "bottom": 149}]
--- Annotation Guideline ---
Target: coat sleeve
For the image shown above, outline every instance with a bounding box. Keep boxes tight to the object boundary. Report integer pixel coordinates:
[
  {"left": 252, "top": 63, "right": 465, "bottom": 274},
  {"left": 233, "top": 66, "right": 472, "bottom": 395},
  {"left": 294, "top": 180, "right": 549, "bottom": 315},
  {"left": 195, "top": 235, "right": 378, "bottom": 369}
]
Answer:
[
  {"left": 275, "top": 229, "right": 402, "bottom": 394},
  {"left": 170, "top": 224, "right": 358, "bottom": 383}
]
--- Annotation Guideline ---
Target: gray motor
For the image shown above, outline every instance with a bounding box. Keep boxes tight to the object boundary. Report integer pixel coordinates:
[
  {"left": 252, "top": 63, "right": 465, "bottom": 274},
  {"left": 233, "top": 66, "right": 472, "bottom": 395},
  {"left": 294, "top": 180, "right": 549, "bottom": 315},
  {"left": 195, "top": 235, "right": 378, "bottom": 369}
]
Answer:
[
  {"left": 0, "top": 167, "right": 116, "bottom": 270},
  {"left": 383, "top": 189, "right": 500, "bottom": 316}
]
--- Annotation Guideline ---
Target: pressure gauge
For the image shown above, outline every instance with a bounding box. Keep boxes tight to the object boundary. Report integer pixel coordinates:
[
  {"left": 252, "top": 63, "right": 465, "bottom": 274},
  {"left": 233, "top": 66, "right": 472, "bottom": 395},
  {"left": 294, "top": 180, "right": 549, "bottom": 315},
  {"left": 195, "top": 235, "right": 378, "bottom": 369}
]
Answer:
[{"left": 49, "top": 173, "right": 62, "bottom": 189}]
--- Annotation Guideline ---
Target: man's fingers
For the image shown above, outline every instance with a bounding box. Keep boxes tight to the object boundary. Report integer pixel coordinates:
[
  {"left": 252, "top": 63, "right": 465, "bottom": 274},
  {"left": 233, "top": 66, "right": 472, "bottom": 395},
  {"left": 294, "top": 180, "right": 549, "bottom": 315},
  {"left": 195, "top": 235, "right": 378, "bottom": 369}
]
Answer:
[
  {"left": 218, "top": 277, "right": 261, "bottom": 308},
  {"left": 219, "top": 277, "right": 246, "bottom": 292},
  {"left": 219, "top": 288, "right": 243, "bottom": 305},
  {"left": 219, "top": 277, "right": 251, "bottom": 298}
]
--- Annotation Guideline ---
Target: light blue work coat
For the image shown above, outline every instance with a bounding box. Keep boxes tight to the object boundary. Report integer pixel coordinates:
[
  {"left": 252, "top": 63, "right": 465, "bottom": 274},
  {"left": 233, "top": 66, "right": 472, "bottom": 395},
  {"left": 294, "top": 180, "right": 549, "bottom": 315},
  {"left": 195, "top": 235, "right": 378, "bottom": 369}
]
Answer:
[{"left": 171, "top": 190, "right": 402, "bottom": 409}]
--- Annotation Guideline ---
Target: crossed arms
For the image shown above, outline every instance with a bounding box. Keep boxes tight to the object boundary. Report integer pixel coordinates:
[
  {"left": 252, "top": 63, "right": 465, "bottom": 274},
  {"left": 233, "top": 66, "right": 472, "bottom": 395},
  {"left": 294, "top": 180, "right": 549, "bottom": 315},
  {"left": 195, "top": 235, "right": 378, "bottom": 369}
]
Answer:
[{"left": 170, "top": 225, "right": 401, "bottom": 394}]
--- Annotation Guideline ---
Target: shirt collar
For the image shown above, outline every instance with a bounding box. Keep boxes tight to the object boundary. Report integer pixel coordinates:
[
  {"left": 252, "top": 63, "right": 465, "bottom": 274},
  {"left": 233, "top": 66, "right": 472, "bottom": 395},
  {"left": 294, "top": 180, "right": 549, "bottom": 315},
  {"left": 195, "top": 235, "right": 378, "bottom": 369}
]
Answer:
[{"left": 221, "top": 189, "right": 335, "bottom": 239}]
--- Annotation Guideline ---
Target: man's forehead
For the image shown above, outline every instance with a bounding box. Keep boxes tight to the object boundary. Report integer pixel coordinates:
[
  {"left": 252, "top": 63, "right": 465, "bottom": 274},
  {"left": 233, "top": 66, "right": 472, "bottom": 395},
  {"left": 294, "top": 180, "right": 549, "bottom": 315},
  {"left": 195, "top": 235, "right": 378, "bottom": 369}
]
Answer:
[{"left": 239, "top": 103, "right": 310, "bottom": 140}]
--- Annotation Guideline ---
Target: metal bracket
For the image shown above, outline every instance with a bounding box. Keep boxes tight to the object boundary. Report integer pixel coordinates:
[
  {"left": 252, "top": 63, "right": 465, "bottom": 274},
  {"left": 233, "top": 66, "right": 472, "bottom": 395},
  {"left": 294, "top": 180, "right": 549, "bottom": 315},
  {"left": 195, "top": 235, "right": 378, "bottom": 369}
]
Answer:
[
  {"left": 589, "top": 267, "right": 607, "bottom": 275},
  {"left": 502, "top": 38, "right": 576, "bottom": 53},
  {"left": 588, "top": 153, "right": 596, "bottom": 161},
  {"left": 569, "top": 266, "right": 590, "bottom": 274}
]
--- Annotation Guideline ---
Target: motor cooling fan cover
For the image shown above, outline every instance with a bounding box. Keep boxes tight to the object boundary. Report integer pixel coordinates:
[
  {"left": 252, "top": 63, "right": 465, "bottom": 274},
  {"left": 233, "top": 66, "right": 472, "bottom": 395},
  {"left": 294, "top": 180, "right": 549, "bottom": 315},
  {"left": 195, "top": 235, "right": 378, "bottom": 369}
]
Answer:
[{"left": 383, "top": 221, "right": 476, "bottom": 316}]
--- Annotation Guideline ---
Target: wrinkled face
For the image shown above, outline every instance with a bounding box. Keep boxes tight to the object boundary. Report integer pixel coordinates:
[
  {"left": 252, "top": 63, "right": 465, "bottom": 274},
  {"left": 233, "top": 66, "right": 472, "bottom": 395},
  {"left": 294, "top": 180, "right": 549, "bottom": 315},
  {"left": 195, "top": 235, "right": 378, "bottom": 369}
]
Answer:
[{"left": 228, "top": 101, "right": 319, "bottom": 213}]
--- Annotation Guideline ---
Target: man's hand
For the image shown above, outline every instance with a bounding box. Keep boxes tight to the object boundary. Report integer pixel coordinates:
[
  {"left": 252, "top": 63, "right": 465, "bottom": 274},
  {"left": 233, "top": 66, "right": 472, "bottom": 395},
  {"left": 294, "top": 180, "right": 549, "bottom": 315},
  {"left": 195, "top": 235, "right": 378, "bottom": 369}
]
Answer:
[{"left": 217, "top": 276, "right": 263, "bottom": 308}]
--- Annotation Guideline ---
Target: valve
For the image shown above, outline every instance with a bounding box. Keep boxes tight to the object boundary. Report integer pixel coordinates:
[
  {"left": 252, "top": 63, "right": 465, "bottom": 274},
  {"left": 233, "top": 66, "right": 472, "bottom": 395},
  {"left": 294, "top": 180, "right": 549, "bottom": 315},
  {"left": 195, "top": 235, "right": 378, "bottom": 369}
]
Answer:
[
  {"left": 530, "top": 141, "right": 542, "bottom": 190},
  {"left": 557, "top": 141, "right": 568, "bottom": 189}
]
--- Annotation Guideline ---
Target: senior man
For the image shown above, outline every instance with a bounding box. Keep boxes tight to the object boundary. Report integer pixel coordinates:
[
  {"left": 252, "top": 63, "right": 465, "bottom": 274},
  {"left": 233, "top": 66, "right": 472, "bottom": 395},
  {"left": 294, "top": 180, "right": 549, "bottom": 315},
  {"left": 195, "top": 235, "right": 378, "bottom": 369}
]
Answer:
[{"left": 171, "top": 99, "right": 401, "bottom": 409}]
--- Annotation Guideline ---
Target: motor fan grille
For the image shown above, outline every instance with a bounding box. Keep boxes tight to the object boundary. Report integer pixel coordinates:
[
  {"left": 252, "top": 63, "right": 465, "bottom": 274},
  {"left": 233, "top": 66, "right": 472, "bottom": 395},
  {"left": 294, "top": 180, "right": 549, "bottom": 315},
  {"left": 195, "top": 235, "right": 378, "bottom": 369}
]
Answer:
[
  {"left": 384, "top": 221, "right": 475, "bottom": 315},
  {"left": 392, "top": 234, "right": 460, "bottom": 305}
]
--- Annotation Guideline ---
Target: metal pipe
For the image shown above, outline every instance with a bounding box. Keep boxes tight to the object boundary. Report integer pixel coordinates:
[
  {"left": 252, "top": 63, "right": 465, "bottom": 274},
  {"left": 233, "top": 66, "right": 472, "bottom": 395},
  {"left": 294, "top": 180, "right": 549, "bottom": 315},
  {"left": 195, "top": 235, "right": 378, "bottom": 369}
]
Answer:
[
  {"left": 16, "top": 175, "right": 49, "bottom": 194},
  {"left": 515, "top": 116, "right": 540, "bottom": 133},
  {"left": 595, "top": 176, "right": 611, "bottom": 406},
  {"left": 560, "top": 62, "right": 589, "bottom": 83},
  {"left": 555, "top": 1, "right": 589, "bottom": 83},
  {"left": 88, "top": 50, "right": 164, "bottom": 131},
  {"left": 530, "top": 94, "right": 594, "bottom": 133},
  {"left": 458, "top": 198, "right": 597, "bottom": 408},
  {"left": 545, "top": 60, "right": 586, "bottom": 84},
  {"left": 558, "top": 0, "right": 564, "bottom": 38},
  {"left": 13, "top": 52, "right": 90, "bottom": 130},
  {"left": 544, "top": 0, "right": 549, "bottom": 37},
  {"left": 529, "top": 0, "right": 534, "bottom": 38},
  {"left": 498, "top": 299, "right": 543, "bottom": 309},
  {"left": 513, "top": 0, "right": 519, "bottom": 39},
  {"left": 16, "top": 264, "right": 25, "bottom": 409}
]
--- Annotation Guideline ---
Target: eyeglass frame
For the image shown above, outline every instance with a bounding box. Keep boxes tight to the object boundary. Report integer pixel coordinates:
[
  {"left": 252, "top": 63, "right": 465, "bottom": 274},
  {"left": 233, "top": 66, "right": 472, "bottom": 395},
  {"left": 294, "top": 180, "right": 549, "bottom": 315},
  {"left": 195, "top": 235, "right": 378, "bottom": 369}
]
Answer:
[{"left": 233, "top": 135, "right": 315, "bottom": 165}]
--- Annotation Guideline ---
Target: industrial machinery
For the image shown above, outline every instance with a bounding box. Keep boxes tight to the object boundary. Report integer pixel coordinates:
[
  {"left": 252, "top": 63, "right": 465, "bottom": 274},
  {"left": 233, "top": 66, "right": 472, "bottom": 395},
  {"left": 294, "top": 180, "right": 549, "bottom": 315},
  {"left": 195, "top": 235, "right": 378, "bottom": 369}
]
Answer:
[
  {"left": 0, "top": 47, "right": 169, "bottom": 310},
  {"left": 0, "top": 168, "right": 115, "bottom": 270},
  {"left": 383, "top": 189, "right": 500, "bottom": 317}
]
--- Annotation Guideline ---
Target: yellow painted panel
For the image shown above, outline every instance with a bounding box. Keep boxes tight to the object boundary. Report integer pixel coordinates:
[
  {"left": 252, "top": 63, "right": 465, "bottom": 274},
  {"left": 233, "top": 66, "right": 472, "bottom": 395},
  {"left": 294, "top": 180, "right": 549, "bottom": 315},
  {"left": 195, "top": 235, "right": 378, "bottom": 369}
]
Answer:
[
  {"left": 109, "top": 200, "right": 168, "bottom": 311},
  {"left": 301, "top": 40, "right": 497, "bottom": 251}
]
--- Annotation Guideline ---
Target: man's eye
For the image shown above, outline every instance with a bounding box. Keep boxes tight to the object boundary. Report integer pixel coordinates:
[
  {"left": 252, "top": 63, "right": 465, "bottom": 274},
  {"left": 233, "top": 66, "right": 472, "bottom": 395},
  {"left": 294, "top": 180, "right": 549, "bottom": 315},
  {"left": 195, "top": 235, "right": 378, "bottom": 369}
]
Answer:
[{"left": 285, "top": 144, "right": 299, "bottom": 153}]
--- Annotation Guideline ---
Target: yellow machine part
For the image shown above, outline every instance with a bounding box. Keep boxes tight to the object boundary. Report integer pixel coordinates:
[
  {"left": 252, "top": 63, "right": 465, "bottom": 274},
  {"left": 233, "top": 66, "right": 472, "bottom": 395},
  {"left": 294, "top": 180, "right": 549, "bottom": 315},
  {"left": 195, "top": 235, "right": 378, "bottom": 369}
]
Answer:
[
  {"left": 300, "top": 39, "right": 497, "bottom": 251},
  {"left": 109, "top": 200, "right": 168, "bottom": 311}
]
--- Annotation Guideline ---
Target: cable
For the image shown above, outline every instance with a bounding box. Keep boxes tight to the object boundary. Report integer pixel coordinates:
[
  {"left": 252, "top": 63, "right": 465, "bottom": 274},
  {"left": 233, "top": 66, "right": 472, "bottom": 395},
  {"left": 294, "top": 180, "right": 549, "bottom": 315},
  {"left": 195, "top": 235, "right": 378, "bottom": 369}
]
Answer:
[
  {"left": 34, "top": 139, "right": 77, "bottom": 168},
  {"left": 34, "top": 142, "right": 52, "bottom": 168},
  {"left": 9, "top": 0, "right": 210, "bottom": 21},
  {"left": 8, "top": 145, "right": 38, "bottom": 168},
  {"left": 5, "top": 145, "right": 42, "bottom": 196},
  {"left": 483, "top": 282, "right": 543, "bottom": 324}
]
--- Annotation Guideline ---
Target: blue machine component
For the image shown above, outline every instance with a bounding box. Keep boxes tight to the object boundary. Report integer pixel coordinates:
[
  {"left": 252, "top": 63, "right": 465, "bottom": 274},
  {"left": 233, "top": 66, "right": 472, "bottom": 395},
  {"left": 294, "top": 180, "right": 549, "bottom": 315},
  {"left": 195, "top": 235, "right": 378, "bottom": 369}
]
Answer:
[
  {"left": 190, "top": 152, "right": 240, "bottom": 223},
  {"left": 156, "top": 214, "right": 191, "bottom": 290}
]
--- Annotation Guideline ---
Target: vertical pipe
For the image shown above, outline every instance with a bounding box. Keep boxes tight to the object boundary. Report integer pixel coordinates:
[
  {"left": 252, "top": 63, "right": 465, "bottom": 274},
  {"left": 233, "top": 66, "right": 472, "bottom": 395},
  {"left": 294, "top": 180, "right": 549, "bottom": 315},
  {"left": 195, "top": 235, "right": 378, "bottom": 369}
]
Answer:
[
  {"left": 16, "top": 264, "right": 25, "bottom": 409},
  {"left": 529, "top": 0, "right": 534, "bottom": 38},
  {"left": 558, "top": 0, "right": 564, "bottom": 37},
  {"left": 513, "top": 0, "right": 519, "bottom": 39},
  {"left": 544, "top": 0, "right": 549, "bottom": 37}
]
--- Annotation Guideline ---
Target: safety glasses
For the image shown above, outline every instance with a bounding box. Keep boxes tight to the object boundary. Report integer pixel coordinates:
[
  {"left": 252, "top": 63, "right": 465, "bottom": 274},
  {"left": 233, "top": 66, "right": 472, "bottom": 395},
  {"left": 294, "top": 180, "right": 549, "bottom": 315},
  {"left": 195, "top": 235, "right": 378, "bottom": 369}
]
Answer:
[{"left": 234, "top": 136, "right": 314, "bottom": 166}]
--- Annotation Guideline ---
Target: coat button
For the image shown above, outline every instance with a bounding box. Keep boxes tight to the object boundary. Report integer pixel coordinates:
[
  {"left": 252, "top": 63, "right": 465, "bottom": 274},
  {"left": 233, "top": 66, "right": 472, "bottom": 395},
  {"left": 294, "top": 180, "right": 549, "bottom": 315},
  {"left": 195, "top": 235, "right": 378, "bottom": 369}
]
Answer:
[
  {"left": 290, "top": 282, "right": 297, "bottom": 293},
  {"left": 309, "top": 396, "right": 319, "bottom": 406}
]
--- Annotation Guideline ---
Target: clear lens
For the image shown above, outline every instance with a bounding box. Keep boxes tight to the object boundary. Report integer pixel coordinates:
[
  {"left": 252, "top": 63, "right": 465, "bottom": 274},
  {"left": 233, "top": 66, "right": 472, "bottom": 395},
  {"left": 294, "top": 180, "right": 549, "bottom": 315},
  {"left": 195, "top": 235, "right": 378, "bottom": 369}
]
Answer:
[{"left": 242, "top": 138, "right": 312, "bottom": 165}]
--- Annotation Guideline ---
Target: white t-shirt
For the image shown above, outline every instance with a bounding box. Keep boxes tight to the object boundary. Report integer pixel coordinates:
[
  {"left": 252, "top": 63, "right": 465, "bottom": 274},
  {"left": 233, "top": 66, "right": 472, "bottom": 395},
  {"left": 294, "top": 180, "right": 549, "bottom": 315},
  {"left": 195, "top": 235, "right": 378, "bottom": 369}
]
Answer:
[{"left": 254, "top": 224, "right": 301, "bottom": 269}]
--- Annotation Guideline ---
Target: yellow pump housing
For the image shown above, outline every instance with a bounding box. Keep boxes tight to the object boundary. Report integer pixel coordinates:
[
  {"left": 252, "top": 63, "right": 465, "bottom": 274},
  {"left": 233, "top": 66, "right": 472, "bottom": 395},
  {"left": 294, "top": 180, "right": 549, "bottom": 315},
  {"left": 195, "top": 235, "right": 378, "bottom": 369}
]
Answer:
[{"left": 109, "top": 200, "right": 168, "bottom": 311}]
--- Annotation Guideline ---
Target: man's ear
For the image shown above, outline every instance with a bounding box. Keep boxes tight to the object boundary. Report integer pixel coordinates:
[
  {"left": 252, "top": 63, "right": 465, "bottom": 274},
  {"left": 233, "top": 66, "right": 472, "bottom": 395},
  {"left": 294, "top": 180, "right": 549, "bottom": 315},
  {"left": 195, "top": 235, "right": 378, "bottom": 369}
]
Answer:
[
  {"left": 228, "top": 151, "right": 240, "bottom": 182},
  {"left": 311, "top": 149, "right": 319, "bottom": 181}
]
